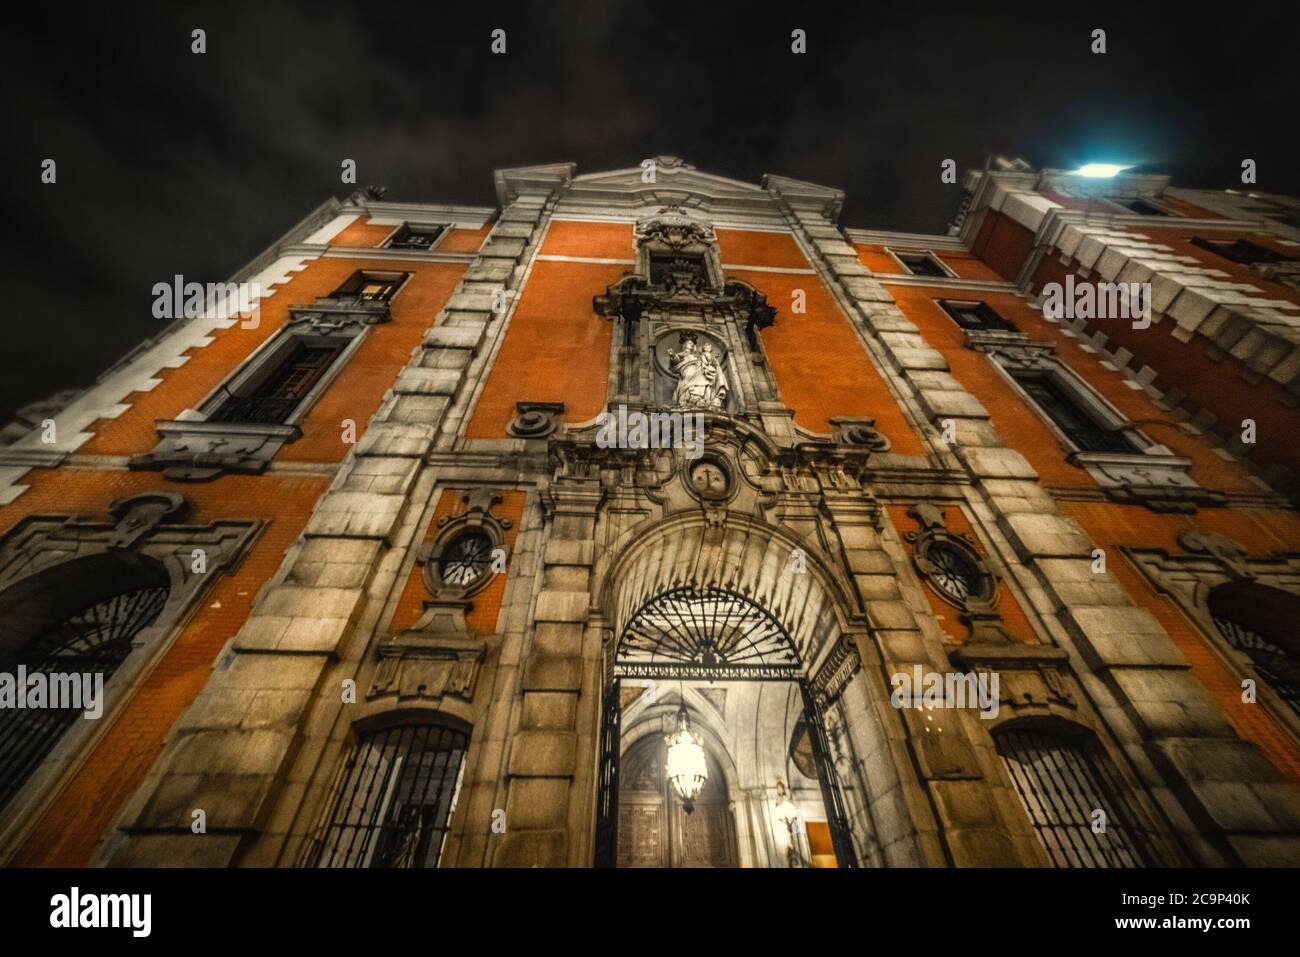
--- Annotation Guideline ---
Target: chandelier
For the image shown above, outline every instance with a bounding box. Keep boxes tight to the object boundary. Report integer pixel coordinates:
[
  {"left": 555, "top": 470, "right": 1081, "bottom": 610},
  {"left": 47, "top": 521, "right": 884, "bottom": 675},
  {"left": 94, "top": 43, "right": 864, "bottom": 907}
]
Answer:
[{"left": 664, "top": 706, "right": 708, "bottom": 813}]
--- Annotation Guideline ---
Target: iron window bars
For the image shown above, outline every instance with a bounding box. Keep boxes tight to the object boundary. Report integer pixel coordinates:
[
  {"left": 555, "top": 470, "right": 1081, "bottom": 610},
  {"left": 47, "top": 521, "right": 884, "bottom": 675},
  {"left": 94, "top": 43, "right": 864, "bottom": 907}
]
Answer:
[
  {"left": 307, "top": 723, "right": 468, "bottom": 868},
  {"left": 995, "top": 728, "right": 1159, "bottom": 867},
  {"left": 0, "top": 585, "right": 169, "bottom": 810}
]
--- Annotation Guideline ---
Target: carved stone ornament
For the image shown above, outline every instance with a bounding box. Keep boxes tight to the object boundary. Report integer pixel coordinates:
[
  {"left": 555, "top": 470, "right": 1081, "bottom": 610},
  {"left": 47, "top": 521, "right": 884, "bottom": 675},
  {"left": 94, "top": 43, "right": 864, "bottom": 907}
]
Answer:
[
  {"left": 1177, "top": 529, "right": 1252, "bottom": 580},
  {"left": 417, "top": 489, "right": 512, "bottom": 603},
  {"left": 684, "top": 456, "right": 732, "bottom": 503},
  {"left": 632, "top": 204, "right": 717, "bottom": 251},
  {"left": 963, "top": 329, "right": 1057, "bottom": 372},
  {"left": 1071, "top": 450, "right": 1225, "bottom": 513},
  {"left": 368, "top": 630, "right": 486, "bottom": 705},
  {"left": 508, "top": 401, "right": 565, "bottom": 438},
  {"left": 905, "top": 504, "right": 1020, "bottom": 645},
  {"left": 829, "top": 417, "right": 891, "bottom": 452},
  {"left": 810, "top": 634, "right": 863, "bottom": 707},
  {"left": 129, "top": 420, "right": 300, "bottom": 481},
  {"left": 108, "top": 492, "right": 190, "bottom": 548}
]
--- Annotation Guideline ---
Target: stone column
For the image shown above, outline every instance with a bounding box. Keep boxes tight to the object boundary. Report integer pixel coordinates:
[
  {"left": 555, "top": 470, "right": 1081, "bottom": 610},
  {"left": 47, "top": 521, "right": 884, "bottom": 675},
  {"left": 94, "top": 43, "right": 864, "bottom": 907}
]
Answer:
[{"left": 491, "top": 477, "right": 602, "bottom": 867}]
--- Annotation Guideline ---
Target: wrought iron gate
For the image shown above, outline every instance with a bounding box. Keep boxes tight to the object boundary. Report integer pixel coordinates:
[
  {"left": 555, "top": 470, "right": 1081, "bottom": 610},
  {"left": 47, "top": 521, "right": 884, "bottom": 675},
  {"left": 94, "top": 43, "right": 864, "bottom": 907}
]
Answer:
[
  {"left": 798, "top": 682, "right": 858, "bottom": 867},
  {"left": 593, "top": 678, "right": 621, "bottom": 867},
  {"left": 592, "top": 676, "right": 858, "bottom": 867}
]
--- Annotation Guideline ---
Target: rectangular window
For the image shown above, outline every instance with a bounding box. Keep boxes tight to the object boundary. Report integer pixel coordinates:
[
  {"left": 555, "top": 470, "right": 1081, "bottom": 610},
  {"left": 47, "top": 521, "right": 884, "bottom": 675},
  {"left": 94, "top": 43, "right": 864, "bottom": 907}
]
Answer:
[
  {"left": 208, "top": 338, "right": 346, "bottom": 424},
  {"left": 1190, "top": 236, "right": 1295, "bottom": 266},
  {"left": 330, "top": 270, "right": 409, "bottom": 303},
  {"left": 1009, "top": 369, "right": 1139, "bottom": 454},
  {"left": 937, "top": 299, "right": 1017, "bottom": 333},
  {"left": 892, "top": 250, "right": 951, "bottom": 278},
  {"left": 385, "top": 223, "right": 445, "bottom": 250}
]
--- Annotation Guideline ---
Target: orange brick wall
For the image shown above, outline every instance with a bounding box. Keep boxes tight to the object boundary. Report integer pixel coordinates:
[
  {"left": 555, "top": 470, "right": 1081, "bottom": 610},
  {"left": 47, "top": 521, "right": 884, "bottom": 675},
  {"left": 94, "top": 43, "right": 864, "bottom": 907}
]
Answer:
[
  {"left": 969, "top": 210, "right": 1035, "bottom": 281},
  {"left": 387, "top": 489, "right": 526, "bottom": 635},
  {"left": 2, "top": 467, "right": 329, "bottom": 865},
  {"left": 1061, "top": 501, "right": 1300, "bottom": 782},
  {"left": 330, "top": 217, "right": 397, "bottom": 248},
  {"left": 437, "top": 224, "right": 492, "bottom": 253},
  {"left": 713, "top": 230, "right": 924, "bottom": 450}
]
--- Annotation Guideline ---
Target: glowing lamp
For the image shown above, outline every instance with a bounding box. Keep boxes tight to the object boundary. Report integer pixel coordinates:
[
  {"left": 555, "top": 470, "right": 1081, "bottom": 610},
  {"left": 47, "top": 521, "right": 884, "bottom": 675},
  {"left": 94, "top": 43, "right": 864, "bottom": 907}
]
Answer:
[
  {"left": 665, "top": 707, "right": 708, "bottom": 813},
  {"left": 1071, "top": 163, "right": 1132, "bottom": 178}
]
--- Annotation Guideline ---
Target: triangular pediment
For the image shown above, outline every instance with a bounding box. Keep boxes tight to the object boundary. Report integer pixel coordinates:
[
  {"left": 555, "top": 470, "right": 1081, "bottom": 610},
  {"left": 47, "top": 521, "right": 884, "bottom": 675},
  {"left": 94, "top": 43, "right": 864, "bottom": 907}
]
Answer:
[{"left": 573, "top": 156, "right": 765, "bottom": 195}]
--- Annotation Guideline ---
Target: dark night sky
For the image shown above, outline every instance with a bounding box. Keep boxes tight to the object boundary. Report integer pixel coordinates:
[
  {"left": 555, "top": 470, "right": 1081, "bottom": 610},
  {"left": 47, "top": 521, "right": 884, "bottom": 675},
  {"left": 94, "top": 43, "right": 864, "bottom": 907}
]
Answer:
[{"left": 3, "top": 1, "right": 1298, "bottom": 421}]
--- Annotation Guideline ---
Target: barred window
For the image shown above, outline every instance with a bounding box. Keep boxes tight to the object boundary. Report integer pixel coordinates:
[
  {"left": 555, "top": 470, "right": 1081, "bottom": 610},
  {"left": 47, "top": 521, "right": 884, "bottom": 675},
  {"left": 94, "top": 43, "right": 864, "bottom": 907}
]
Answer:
[
  {"left": 995, "top": 727, "right": 1158, "bottom": 867},
  {"left": 0, "top": 552, "right": 170, "bottom": 810},
  {"left": 1009, "top": 369, "right": 1141, "bottom": 454},
  {"left": 208, "top": 339, "right": 345, "bottom": 425},
  {"left": 308, "top": 722, "right": 468, "bottom": 868}
]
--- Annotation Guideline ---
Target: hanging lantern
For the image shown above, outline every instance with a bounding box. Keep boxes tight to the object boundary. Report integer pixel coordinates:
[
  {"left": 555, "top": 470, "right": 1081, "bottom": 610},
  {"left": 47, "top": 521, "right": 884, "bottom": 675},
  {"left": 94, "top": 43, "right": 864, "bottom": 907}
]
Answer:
[{"left": 664, "top": 706, "right": 708, "bottom": 813}]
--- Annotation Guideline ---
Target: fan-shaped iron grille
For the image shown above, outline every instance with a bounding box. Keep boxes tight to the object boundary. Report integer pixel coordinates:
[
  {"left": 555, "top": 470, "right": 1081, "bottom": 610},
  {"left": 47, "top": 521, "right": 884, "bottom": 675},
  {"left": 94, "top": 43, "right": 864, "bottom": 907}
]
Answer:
[
  {"left": 0, "top": 584, "right": 169, "bottom": 809},
  {"left": 1213, "top": 616, "right": 1300, "bottom": 717},
  {"left": 616, "top": 585, "right": 801, "bottom": 680}
]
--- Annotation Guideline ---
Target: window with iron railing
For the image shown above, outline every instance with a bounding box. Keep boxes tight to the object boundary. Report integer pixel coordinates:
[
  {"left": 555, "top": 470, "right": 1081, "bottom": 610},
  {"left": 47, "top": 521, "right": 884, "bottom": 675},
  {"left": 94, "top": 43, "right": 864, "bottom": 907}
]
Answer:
[
  {"left": 0, "top": 557, "right": 171, "bottom": 811},
  {"left": 1010, "top": 370, "right": 1140, "bottom": 454},
  {"left": 208, "top": 340, "right": 345, "bottom": 424}
]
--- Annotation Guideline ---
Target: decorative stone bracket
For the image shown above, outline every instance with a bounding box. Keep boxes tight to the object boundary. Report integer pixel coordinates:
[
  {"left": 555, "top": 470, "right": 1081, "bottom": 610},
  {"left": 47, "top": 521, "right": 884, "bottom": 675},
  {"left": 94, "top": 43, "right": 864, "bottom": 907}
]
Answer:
[
  {"left": 368, "top": 629, "right": 486, "bottom": 705},
  {"left": 130, "top": 420, "right": 300, "bottom": 481},
  {"left": 1070, "top": 450, "right": 1225, "bottom": 513},
  {"left": 948, "top": 641, "right": 1077, "bottom": 718},
  {"left": 508, "top": 401, "right": 565, "bottom": 438}
]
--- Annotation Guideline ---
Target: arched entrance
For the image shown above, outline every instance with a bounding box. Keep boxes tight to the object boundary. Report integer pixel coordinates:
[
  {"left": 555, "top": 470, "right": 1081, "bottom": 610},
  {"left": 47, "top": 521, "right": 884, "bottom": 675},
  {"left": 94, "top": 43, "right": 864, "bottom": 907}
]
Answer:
[{"left": 594, "top": 568, "right": 860, "bottom": 867}]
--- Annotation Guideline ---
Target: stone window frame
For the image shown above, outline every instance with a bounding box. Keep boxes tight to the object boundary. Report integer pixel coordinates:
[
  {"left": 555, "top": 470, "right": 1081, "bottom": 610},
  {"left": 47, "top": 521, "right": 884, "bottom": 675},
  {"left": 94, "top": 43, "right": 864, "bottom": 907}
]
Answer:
[
  {"left": 1122, "top": 537, "right": 1300, "bottom": 744},
  {"left": 328, "top": 268, "right": 412, "bottom": 303},
  {"left": 130, "top": 276, "right": 405, "bottom": 480},
  {"left": 999, "top": 359, "right": 1149, "bottom": 456},
  {"left": 0, "top": 493, "right": 262, "bottom": 851},
  {"left": 887, "top": 248, "right": 956, "bottom": 279},
  {"left": 192, "top": 318, "right": 370, "bottom": 429}
]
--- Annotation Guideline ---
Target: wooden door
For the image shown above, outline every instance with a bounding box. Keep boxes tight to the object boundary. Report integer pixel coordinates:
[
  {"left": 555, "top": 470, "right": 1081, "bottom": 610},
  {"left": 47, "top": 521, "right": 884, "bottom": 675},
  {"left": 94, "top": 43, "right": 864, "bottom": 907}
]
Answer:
[{"left": 616, "top": 733, "right": 736, "bottom": 868}]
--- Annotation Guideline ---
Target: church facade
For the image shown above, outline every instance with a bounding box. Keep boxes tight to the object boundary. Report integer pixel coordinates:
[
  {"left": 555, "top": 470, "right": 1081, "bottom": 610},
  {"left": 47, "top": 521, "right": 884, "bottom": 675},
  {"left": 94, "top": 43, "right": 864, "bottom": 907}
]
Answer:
[{"left": 2, "top": 156, "right": 1300, "bottom": 868}]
